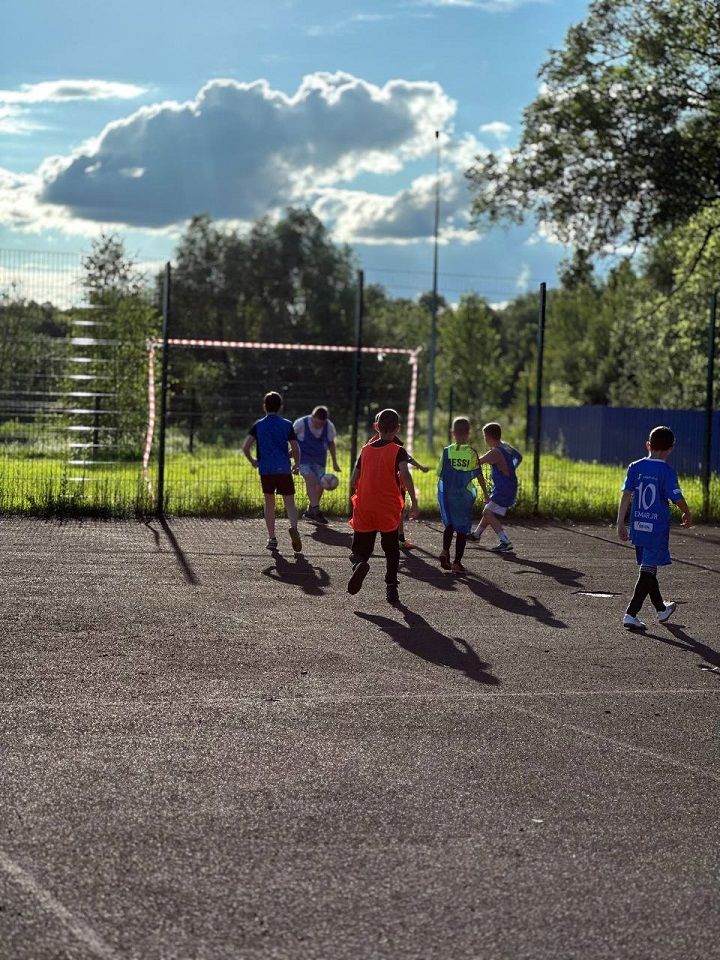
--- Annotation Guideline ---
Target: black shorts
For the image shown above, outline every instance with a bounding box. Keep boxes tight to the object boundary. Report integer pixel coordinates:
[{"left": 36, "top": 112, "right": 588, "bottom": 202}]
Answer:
[{"left": 260, "top": 473, "right": 295, "bottom": 496}]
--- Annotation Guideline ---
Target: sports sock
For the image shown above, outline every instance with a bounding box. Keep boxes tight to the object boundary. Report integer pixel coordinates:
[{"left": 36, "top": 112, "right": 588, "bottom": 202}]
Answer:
[
  {"left": 498, "top": 530, "right": 509, "bottom": 543},
  {"left": 442, "top": 526, "right": 454, "bottom": 552},
  {"left": 454, "top": 533, "right": 467, "bottom": 564},
  {"left": 472, "top": 522, "right": 483, "bottom": 538}
]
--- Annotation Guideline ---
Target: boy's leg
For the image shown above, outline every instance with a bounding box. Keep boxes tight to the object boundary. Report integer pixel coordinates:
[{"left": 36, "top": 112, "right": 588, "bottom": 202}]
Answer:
[
  {"left": 348, "top": 530, "right": 375, "bottom": 594},
  {"left": 644, "top": 567, "right": 666, "bottom": 612},
  {"left": 263, "top": 493, "right": 276, "bottom": 540},
  {"left": 440, "top": 525, "right": 453, "bottom": 569},
  {"left": 379, "top": 529, "right": 400, "bottom": 584},
  {"left": 282, "top": 494, "right": 302, "bottom": 552},
  {"left": 454, "top": 532, "right": 468, "bottom": 564},
  {"left": 626, "top": 565, "right": 656, "bottom": 616}
]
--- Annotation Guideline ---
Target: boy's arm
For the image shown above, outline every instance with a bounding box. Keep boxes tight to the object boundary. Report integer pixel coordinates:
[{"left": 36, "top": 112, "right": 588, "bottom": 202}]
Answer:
[
  {"left": 616, "top": 490, "right": 632, "bottom": 541},
  {"left": 399, "top": 461, "right": 419, "bottom": 519},
  {"left": 350, "top": 461, "right": 360, "bottom": 491},
  {"left": 328, "top": 439, "right": 341, "bottom": 472},
  {"left": 477, "top": 448, "right": 502, "bottom": 466},
  {"left": 289, "top": 438, "right": 301, "bottom": 474},
  {"left": 408, "top": 455, "right": 430, "bottom": 472},
  {"left": 674, "top": 497, "right": 692, "bottom": 528},
  {"left": 476, "top": 467, "right": 489, "bottom": 500},
  {"left": 242, "top": 434, "right": 258, "bottom": 469}
]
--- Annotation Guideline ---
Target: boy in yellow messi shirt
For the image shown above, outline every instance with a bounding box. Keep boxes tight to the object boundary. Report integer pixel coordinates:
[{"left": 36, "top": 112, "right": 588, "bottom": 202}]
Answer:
[{"left": 437, "top": 417, "right": 488, "bottom": 575}]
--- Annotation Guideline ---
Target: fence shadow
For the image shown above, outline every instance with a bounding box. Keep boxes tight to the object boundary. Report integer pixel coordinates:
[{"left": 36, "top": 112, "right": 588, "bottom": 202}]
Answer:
[
  {"left": 355, "top": 605, "right": 500, "bottom": 686},
  {"left": 463, "top": 571, "right": 567, "bottom": 628},
  {"left": 263, "top": 550, "right": 330, "bottom": 596},
  {"left": 644, "top": 620, "right": 720, "bottom": 672},
  {"left": 490, "top": 552, "right": 585, "bottom": 588},
  {"left": 145, "top": 517, "right": 199, "bottom": 585}
]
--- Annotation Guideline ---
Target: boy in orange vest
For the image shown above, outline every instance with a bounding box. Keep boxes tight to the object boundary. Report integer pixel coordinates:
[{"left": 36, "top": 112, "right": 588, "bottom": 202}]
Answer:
[{"left": 348, "top": 408, "right": 419, "bottom": 603}]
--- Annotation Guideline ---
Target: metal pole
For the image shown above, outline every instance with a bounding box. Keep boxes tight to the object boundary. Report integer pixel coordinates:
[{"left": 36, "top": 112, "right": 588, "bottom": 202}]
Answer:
[
  {"left": 349, "top": 269, "right": 364, "bottom": 509},
  {"left": 156, "top": 262, "right": 171, "bottom": 516},
  {"left": 532, "top": 282, "right": 547, "bottom": 514},
  {"left": 447, "top": 386, "right": 454, "bottom": 442},
  {"left": 427, "top": 130, "right": 441, "bottom": 453},
  {"left": 702, "top": 291, "right": 717, "bottom": 519}
]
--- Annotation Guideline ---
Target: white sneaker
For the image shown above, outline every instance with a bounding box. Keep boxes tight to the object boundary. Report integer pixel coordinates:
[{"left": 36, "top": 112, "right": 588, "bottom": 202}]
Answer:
[
  {"left": 623, "top": 614, "right": 647, "bottom": 630},
  {"left": 657, "top": 601, "right": 677, "bottom": 624}
]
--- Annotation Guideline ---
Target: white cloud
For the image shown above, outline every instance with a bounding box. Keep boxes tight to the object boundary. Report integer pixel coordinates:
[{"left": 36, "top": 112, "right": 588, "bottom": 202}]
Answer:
[
  {"left": 29, "top": 73, "right": 454, "bottom": 229},
  {"left": 516, "top": 263, "right": 531, "bottom": 291},
  {"left": 414, "top": 0, "right": 543, "bottom": 10},
  {"left": 479, "top": 120, "right": 511, "bottom": 140},
  {"left": 0, "top": 106, "right": 45, "bottom": 135},
  {"left": 0, "top": 80, "right": 147, "bottom": 104},
  {"left": 306, "top": 12, "right": 395, "bottom": 36}
]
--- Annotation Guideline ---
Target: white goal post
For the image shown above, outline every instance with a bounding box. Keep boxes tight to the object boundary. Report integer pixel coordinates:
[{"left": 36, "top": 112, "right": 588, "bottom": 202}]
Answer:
[{"left": 142, "top": 337, "right": 422, "bottom": 476}]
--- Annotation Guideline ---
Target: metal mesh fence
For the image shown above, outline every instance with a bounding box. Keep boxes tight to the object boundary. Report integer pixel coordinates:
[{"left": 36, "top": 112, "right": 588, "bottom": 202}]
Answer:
[{"left": 1, "top": 246, "right": 718, "bottom": 521}]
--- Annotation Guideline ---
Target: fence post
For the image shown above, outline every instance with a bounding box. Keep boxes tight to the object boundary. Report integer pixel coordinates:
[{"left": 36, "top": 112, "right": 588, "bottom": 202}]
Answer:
[
  {"left": 702, "top": 291, "right": 717, "bottom": 519},
  {"left": 447, "top": 386, "right": 454, "bottom": 441},
  {"left": 532, "top": 282, "right": 547, "bottom": 514},
  {"left": 156, "top": 262, "right": 171, "bottom": 517},
  {"left": 349, "top": 269, "right": 364, "bottom": 509}
]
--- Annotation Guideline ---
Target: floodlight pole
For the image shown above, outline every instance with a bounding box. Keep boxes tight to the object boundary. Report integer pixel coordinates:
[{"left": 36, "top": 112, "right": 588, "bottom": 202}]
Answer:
[
  {"left": 427, "top": 130, "right": 441, "bottom": 452},
  {"left": 156, "top": 262, "right": 171, "bottom": 516}
]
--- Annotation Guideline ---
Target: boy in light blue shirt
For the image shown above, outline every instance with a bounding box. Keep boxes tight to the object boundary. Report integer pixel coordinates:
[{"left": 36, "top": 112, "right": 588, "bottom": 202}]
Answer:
[{"left": 616, "top": 425, "right": 691, "bottom": 629}]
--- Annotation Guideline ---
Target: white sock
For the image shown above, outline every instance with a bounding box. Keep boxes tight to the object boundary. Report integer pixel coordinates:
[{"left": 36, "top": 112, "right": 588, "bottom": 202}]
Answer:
[
  {"left": 499, "top": 530, "right": 509, "bottom": 543},
  {"left": 472, "top": 522, "right": 483, "bottom": 538}
]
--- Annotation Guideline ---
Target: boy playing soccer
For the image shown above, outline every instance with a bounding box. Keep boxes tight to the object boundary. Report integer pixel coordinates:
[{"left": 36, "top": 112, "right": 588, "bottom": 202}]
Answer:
[
  {"left": 348, "top": 408, "right": 419, "bottom": 604},
  {"left": 438, "top": 417, "right": 488, "bottom": 575},
  {"left": 616, "top": 425, "right": 691, "bottom": 629},
  {"left": 368, "top": 413, "right": 430, "bottom": 549},
  {"left": 242, "top": 391, "right": 303, "bottom": 553},
  {"left": 293, "top": 405, "right": 341, "bottom": 525},
  {"left": 469, "top": 422, "right": 522, "bottom": 552}
]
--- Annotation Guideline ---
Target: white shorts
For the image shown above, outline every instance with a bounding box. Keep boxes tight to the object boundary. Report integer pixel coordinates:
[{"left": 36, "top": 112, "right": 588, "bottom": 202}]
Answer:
[{"left": 483, "top": 500, "right": 508, "bottom": 517}]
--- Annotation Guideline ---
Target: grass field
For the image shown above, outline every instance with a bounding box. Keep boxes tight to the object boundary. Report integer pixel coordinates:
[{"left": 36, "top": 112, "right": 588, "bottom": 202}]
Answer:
[{"left": 2, "top": 442, "right": 719, "bottom": 521}]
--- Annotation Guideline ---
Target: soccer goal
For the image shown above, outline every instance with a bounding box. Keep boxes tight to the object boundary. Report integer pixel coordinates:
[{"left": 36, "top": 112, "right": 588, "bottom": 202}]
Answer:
[{"left": 142, "top": 336, "right": 421, "bottom": 512}]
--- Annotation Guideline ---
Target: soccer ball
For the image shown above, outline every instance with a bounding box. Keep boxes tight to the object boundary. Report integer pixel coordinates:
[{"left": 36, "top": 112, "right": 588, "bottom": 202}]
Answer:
[{"left": 320, "top": 472, "right": 339, "bottom": 491}]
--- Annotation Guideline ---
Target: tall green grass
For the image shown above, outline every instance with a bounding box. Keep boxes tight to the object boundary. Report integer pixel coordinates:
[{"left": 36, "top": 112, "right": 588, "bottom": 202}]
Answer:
[{"left": 2, "top": 442, "right": 718, "bottom": 522}]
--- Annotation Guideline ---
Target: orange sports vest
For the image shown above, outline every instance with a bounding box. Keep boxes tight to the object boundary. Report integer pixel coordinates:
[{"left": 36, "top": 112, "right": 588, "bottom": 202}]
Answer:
[{"left": 350, "top": 440, "right": 405, "bottom": 533}]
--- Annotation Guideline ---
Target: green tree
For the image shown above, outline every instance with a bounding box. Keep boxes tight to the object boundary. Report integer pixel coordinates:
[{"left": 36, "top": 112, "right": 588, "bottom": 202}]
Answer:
[{"left": 468, "top": 0, "right": 720, "bottom": 260}]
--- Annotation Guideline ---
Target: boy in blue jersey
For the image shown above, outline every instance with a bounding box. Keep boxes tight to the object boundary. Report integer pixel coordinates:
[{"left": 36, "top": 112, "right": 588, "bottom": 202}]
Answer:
[
  {"left": 293, "top": 405, "right": 341, "bottom": 525},
  {"left": 437, "top": 417, "right": 488, "bottom": 575},
  {"left": 242, "top": 391, "right": 303, "bottom": 553},
  {"left": 469, "top": 422, "right": 522, "bottom": 552},
  {"left": 616, "top": 425, "right": 691, "bottom": 629}
]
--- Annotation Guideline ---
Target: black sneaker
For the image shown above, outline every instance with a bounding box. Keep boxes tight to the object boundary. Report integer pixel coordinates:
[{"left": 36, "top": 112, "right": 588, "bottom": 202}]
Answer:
[
  {"left": 386, "top": 583, "right": 399, "bottom": 604},
  {"left": 348, "top": 560, "right": 370, "bottom": 595},
  {"left": 490, "top": 540, "right": 513, "bottom": 553},
  {"left": 314, "top": 509, "right": 329, "bottom": 525}
]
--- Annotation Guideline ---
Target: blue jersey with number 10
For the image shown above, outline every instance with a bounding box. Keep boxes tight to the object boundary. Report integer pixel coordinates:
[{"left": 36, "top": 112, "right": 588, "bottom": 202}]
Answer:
[{"left": 622, "top": 457, "right": 683, "bottom": 550}]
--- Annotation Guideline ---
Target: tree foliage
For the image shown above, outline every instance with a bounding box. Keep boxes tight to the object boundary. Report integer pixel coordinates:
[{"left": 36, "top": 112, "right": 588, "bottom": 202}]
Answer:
[{"left": 468, "top": 0, "right": 720, "bottom": 256}]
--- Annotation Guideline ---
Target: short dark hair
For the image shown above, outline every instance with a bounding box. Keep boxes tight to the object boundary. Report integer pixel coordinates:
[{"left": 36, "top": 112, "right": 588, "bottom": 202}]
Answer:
[
  {"left": 649, "top": 425, "right": 674, "bottom": 451},
  {"left": 483, "top": 422, "right": 502, "bottom": 440},
  {"left": 452, "top": 417, "right": 471, "bottom": 433},
  {"left": 264, "top": 391, "right": 283, "bottom": 413},
  {"left": 312, "top": 405, "right": 329, "bottom": 420},
  {"left": 377, "top": 408, "right": 400, "bottom": 432}
]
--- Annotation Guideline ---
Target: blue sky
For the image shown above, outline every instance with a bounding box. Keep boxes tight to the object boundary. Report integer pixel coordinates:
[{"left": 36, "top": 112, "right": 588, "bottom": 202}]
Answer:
[{"left": 1, "top": 0, "right": 590, "bottom": 304}]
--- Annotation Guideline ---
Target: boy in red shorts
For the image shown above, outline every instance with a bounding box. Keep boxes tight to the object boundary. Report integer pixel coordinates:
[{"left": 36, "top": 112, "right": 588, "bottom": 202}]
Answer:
[
  {"left": 348, "top": 408, "right": 418, "bottom": 604},
  {"left": 242, "top": 391, "right": 302, "bottom": 553}
]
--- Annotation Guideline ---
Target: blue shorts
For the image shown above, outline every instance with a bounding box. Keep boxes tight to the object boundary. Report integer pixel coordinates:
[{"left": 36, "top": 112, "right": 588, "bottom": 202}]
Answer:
[
  {"left": 634, "top": 543, "right": 671, "bottom": 567},
  {"left": 299, "top": 462, "right": 326, "bottom": 481}
]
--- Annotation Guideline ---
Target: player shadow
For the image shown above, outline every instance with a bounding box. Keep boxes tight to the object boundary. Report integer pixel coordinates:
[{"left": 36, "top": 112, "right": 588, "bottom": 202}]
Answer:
[
  {"left": 355, "top": 605, "right": 500, "bottom": 686},
  {"left": 262, "top": 550, "right": 330, "bottom": 597},
  {"left": 492, "top": 552, "right": 585, "bottom": 588},
  {"left": 462, "top": 571, "right": 567, "bottom": 628},
  {"left": 397, "top": 550, "right": 462, "bottom": 592},
  {"left": 644, "top": 621, "right": 720, "bottom": 673},
  {"left": 306, "top": 523, "right": 354, "bottom": 549},
  {"left": 144, "top": 517, "right": 199, "bottom": 585}
]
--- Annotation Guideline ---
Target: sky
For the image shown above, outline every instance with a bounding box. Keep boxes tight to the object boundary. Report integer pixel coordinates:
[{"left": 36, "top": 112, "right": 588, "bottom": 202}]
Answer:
[{"left": 1, "top": 0, "right": 591, "bottom": 306}]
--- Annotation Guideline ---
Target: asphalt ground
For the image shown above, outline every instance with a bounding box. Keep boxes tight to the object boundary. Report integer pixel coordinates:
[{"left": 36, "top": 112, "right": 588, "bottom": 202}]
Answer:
[{"left": 1, "top": 516, "right": 719, "bottom": 960}]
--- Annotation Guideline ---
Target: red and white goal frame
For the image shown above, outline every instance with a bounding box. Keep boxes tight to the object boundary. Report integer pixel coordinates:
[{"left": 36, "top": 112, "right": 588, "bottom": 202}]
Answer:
[{"left": 142, "top": 337, "right": 422, "bottom": 475}]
